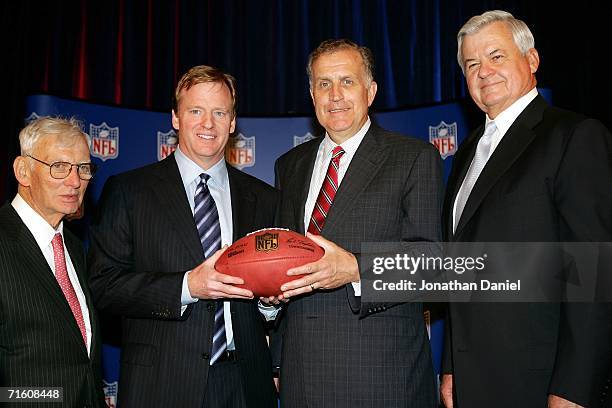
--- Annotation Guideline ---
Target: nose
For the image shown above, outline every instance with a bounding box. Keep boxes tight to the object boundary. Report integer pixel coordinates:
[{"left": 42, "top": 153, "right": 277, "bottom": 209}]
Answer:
[
  {"left": 329, "top": 82, "right": 343, "bottom": 102},
  {"left": 64, "top": 166, "right": 82, "bottom": 188},
  {"left": 201, "top": 112, "right": 214, "bottom": 129},
  {"left": 478, "top": 61, "right": 494, "bottom": 78}
]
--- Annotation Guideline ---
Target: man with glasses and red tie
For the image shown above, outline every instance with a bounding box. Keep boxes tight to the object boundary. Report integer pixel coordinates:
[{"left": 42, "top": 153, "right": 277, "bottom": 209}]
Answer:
[
  {"left": 0, "top": 116, "right": 106, "bottom": 407},
  {"left": 274, "top": 39, "right": 443, "bottom": 408}
]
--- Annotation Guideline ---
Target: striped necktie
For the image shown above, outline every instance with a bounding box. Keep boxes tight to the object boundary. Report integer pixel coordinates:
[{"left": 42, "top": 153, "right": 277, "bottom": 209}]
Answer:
[
  {"left": 308, "top": 146, "right": 345, "bottom": 234},
  {"left": 193, "top": 174, "right": 226, "bottom": 365}
]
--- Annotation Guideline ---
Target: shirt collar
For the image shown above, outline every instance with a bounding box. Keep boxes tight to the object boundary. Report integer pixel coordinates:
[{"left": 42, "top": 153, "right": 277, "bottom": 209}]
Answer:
[
  {"left": 11, "top": 193, "right": 63, "bottom": 249},
  {"left": 486, "top": 87, "right": 539, "bottom": 136},
  {"left": 322, "top": 117, "right": 371, "bottom": 157},
  {"left": 174, "top": 145, "right": 229, "bottom": 190}
]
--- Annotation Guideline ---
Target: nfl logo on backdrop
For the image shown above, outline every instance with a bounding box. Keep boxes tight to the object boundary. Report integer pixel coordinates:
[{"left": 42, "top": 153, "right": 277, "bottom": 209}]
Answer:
[
  {"left": 103, "top": 380, "right": 118, "bottom": 408},
  {"left": 24, "top": 112, "right": 41, "bottom": 124},
  {"left": 294, "top": 132, "right": 317, "bottom": 147},
  {"left": 226, "top": 133, "right": 255, "bottom": 169},
  {"left": 429, "top": 121, "right": 457, "bottom": 159},
  {"left": 90, "top": 122, "right": 119, "bottom": 161},
  {"left": 157, "top": 129, "right": 178, "bottom": 161}
]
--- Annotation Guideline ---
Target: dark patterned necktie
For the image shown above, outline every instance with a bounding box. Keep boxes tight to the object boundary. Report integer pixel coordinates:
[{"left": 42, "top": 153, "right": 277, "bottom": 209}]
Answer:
[
  {"left": 193, "top": 173, "right": 226, "bottom": 365},
  {"left": 308, "top": 146, "right": 345, "bottom": 234}
]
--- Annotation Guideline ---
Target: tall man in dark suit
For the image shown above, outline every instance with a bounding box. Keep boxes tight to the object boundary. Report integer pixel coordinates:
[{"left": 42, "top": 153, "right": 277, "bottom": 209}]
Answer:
[
  {"left": 440, "top": 10, "right": 612, "bottom": 408},
  {"left": 0, "top": 117, "right": 105, "bottom": 407},
  {"left": 88, "top": 65, "right": 278, "bottom": 408},
  {"left": 274, "top": 39, "right": 442, "bottom": 407}
]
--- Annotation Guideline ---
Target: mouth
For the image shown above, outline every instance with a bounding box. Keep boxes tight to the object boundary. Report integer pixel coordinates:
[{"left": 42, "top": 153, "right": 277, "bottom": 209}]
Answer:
[
  {"left": 328, "top": 107, "right": 350, "bottom": 114},
  {"left": 196, "top": 133, "right": 216, "bottom": 140},
  {"left": 60, "top": 194, "right": 80, "bottom": 203}
]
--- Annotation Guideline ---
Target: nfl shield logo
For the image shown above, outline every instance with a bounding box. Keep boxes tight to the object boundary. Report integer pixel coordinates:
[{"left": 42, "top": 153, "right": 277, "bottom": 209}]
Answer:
[
  {"left": 157, "top": 129, "right": 178, "bottom": 161},
  {"left": 24, "top": 112, "right": 41, "bottom": 124},
  {"left": 429, "top": 121, "right": 457, "bottom": 159},
  {"left": 293, "top": 132, "right": 317, "bottom": 147},
  {"left": 256, "top": 232, "right": 279, "bottom": 252},
  {"left": 103, "top": 380, "right": 118, "bottom": 408},
  {"left": 90, "top": 122, "right": 119, "bottom": 161},
  {"left": 226, "top": 133, "right": 255, "bottom": 169}
]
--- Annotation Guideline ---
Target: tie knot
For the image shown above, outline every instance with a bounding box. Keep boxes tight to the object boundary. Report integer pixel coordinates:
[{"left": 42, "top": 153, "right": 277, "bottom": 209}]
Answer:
[
  {"left": 199, "top": 173, "right": 211, "bottom": 184},
  {"left": 483, "top": 121, "right": 497, "bottom": 139},
  {"left": 51, "top": 233, "right": 63, "bottom": 249},
  {"left": 331, "top": 146, "right": 345, "bottom": 160}
]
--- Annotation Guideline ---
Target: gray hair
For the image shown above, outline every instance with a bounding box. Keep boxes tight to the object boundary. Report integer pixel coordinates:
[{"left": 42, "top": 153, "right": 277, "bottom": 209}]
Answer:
[
  {"left": 19, "top": 116, "right": 88, "bottom": 156},
  {"left": 307, "top": 38, "right": 375, "bottom": 88},
  {"left": 457, "top": 10, "right": 535, "bottom": 73}
]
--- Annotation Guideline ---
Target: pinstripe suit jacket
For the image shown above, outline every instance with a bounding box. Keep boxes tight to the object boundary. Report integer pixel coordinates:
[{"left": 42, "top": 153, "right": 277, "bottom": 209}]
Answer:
[
  {"left": 87, "top": 154, "right": 278, "bottom": 408},
  {"left": 0, "top": 203, "right": 105, "bottom": 408},
  {"left": 274, "top": 125, "right": 443, "bottom": 408}
]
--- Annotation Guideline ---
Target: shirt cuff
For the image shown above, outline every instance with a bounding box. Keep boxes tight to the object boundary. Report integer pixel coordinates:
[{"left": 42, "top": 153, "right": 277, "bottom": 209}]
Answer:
[
  {"left": 351, "top": 281, "right": 361, "bottom": 297},
  {"left": 258, "top": 300, "right": 282, "bottom": 321},
  {"left": 181, "top": 271, "right": 199, "bottom": 315}
]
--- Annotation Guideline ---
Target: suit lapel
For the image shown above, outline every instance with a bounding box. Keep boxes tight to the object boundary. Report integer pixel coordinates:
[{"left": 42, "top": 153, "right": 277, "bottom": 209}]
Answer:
[
  {"left": 454, "top": 96, "right": 547, "bottom": 236},
  {"left": 150, "top": 155, "right": 203, "bottom": 263},
  {"left": 322, "top": 126, "right": 388, "bottom": 235},
  {"left": 227, "top": 166, "right": 256, "bottom": 241},
  {"left": 289, "top": 139, "right": 322, "bottom": 233},
  {"left": 4, "top": 206, "right": 88, "bottom": 352}
]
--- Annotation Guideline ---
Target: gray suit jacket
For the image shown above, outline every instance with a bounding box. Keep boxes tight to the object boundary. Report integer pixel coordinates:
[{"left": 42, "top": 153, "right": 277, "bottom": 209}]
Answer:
[
  {"left": 0, "top": 203, "right": 105, "bottom": 408},
  {"left": 274, "top": 124, "right": 443, "bottom": 408}
]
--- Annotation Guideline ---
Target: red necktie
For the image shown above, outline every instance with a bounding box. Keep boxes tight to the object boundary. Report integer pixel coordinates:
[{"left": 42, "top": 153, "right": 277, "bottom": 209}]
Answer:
[
  {"left": 308, "top": 146, "right": 345, "bottom": 234},
  {"left": 51, "top": 233, "right": 87, "bottom": 346}
]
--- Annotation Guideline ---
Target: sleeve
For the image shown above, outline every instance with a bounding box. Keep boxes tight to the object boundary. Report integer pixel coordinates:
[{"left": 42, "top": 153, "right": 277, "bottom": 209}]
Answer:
[
  {"left": 87, "top": 176, "right": 188, "bottom": 320},
  {"left": 547, "top": 118, "right": 612, "bottom": 405}
]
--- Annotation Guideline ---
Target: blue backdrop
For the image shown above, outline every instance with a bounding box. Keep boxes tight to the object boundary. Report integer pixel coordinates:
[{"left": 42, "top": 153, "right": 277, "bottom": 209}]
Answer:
[{"left": 26, "top": 90, "right": 550, "bottom": 406}]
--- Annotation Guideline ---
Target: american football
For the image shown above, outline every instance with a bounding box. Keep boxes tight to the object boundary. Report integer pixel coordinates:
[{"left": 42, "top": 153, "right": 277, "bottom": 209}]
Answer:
[{"left": 215, "top": 228, "right": 324, "bottom": 297}]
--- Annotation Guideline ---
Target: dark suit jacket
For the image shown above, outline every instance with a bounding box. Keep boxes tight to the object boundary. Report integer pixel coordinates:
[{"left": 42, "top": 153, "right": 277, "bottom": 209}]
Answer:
[
  {"left": 87, "top": 155, "right": 278, "bottom": 408},
  {"left": 0, "top": 203, "right": 105, "bottom": 408},
  {"left": 442, "top": 95, "right": 612, "bottom": 407},
  {"left": 274, "top": 125, "right": 443, "bottom": 408}
]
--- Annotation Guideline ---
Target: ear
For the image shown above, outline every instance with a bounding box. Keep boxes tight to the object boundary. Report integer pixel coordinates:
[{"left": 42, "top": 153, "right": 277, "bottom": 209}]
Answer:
[
  {"left": 13, "top": 156, "right": 31, "bottom": 187},
  {"left": 367, "top": 81, "right": 378, "bottom": 107},
  {"left": 171, "top": 109, "right": 180, "bottom": 130},
  {"left": 229, "top": 116, "right": 236, "bottom": 134},
  {"left": 527, "top": 48, "right": 540, "bottom": 74},
  {"left": 310, "top": 87, "right": 315, "bottom": 106}
]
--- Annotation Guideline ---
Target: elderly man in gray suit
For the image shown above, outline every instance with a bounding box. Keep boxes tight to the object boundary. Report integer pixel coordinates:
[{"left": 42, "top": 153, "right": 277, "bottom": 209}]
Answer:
[{"left": 274, "top": 39, "right": 442, "bottom": 408}]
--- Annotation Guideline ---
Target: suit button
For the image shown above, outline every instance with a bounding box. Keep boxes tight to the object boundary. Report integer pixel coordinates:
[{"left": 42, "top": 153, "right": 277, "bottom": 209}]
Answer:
[
  {"left": 207, "top": 303, "right": 215, "bottom": 312},
  {"left": 202, "top": 353, "right": 210, "bottom": 360}
]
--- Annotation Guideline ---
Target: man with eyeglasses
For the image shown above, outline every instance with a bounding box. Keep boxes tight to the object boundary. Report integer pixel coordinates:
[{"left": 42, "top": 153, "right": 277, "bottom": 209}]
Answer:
[{"left": 0, "top": 116, "right": 106, "bottom": 407}]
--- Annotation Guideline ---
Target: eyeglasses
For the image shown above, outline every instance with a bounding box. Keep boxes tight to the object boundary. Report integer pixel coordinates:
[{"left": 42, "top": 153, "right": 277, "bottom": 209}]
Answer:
[{"left": 26, "top": 155, "right": 97, "bottom": 180}]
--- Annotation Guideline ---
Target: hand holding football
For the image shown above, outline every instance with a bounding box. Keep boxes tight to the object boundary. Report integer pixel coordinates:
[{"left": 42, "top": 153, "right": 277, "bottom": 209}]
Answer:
[{"left": 215, "top": 228, "right": 324, "bottom": 297}]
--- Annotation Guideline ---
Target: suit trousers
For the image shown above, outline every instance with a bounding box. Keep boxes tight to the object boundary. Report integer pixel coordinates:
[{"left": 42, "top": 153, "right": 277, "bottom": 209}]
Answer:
[{"left": 203, "top": 360, "right": 247, "bottom": 408}]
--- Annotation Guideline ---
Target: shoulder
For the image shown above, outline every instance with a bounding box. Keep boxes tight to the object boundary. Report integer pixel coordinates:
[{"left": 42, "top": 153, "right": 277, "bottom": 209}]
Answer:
[
  {"left": 228, "top": 165, "right": 278, "bottom": 198},
  {"left": 276, "top": 137, "right": 321, "bottom": 167},
  {"left": 371, "top": 125, "right": 441, "bottom": 162}
]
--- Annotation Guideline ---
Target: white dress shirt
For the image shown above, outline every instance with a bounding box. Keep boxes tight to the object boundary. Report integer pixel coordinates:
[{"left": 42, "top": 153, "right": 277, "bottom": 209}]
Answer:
[
  {"left": 11, "top": 194, "right": 92, "bottom": 355},
  {"left": 304, "top": 117, "right": 372, "bottom": 296},
  {"left": 452, "top": 88, "right": 539, "bottom": 231},
  {"left": 174, "top": 146, "right": 237, "bottom": 350}
]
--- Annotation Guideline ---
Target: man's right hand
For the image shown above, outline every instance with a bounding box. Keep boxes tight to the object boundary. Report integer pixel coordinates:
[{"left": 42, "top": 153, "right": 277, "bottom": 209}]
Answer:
[
  {"left": 188, "top": 247, "right": 254, "bottom": 299},
  {"left": 440, "top": 374, "right": 453, "bottom": 408}
]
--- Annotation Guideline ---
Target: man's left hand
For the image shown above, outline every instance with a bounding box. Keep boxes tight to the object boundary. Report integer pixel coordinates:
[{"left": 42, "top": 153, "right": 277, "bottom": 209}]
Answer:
[
  {"left": 280, "top": 233, "right": 359, "bottom": 298},
  {"left": 548, "top": 394, "right": 583, "bottom": 408}
]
